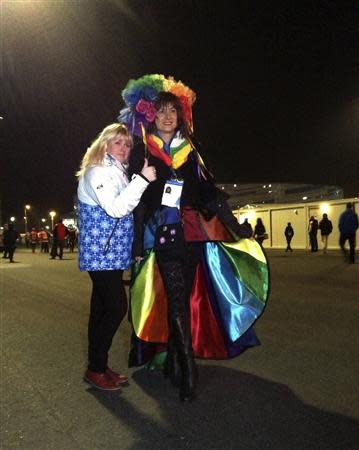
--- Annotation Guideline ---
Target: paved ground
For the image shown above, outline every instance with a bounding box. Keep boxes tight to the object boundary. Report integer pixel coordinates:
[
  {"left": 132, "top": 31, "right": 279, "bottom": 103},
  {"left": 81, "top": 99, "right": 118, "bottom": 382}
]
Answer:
[{"left": 1, "top": 247, "right": 358, "bottom": 450}]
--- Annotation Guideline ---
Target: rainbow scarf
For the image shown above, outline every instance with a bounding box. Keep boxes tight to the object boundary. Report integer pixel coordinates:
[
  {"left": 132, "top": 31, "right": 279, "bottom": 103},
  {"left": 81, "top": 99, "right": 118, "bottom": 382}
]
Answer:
[{"left": 146, "top": 133, "right": 193, "bottom": 169}]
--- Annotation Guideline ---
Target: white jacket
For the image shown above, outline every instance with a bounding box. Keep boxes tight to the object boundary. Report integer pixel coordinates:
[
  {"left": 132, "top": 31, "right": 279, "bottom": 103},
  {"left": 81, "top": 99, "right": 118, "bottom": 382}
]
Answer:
[
  {"left": 77, "top": 153, "right": 148, "bottom": 216},
  {"left": 77, "top": 154, "right": 149, "bottom": 271}
]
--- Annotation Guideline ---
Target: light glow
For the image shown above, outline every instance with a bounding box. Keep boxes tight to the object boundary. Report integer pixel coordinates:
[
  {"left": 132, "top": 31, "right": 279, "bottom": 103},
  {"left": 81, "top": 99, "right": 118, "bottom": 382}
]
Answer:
[{"left": 320, "top": 203, "right": 330, "bottom": 214}]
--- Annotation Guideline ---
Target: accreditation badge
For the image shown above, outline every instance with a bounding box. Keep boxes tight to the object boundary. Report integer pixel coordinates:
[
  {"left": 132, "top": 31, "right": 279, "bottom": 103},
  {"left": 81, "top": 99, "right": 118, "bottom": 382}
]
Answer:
[{"left": 161, "top": 179, "right": 184, "bottom": 208}]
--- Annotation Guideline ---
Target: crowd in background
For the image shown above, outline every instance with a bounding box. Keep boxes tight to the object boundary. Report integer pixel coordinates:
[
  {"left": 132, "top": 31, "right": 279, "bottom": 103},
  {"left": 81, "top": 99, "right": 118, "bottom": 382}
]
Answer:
[{"left": 0, "top": 220, "right": 79, "bottom": 262}]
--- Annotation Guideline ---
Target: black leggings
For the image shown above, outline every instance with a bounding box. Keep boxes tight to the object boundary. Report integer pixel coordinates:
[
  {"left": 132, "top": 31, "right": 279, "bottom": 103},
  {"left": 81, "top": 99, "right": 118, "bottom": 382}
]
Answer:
[
  {"left": 155, "top": 242, "right": 202, "bottom": 353},
  {"left": 155, "top": 242, "right": 202, "bottom": 322},
  {"left": 88, "top": 270, "right": 127, "bottom": 372}
]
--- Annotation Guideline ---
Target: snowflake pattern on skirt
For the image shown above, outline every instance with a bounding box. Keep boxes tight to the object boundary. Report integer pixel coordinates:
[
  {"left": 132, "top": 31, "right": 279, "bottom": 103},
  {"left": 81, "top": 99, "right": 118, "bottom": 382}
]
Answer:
[{"left": 78, "top": 200, "right": 134, "bottom": 271}]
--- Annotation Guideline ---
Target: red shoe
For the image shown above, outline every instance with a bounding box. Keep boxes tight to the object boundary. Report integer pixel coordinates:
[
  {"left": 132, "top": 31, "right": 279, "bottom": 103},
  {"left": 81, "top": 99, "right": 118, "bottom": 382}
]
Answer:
[
  {"left": 105, "top": 367, "right": 129, "bottom": 385},
  {"left": 84, "top": 369, "right": 121, "bottom": 391}
]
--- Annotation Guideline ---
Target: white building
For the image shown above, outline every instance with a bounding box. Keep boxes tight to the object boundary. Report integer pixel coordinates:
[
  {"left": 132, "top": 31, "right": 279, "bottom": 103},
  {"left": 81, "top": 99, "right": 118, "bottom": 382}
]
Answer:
[{"left": 234, "top": 198, "right": 358, "bottom": 250}]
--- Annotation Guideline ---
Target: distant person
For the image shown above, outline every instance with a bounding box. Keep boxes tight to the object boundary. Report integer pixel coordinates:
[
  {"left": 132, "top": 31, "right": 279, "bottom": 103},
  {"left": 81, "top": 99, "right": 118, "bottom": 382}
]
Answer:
[
  {"left": 50, "top": 219, "right": 68, "bottom": 259},
  {"left": 1, "top": 224, "right": 8, "bottom": 258},
  {"left": 284, "top": 222, "right": 294, "bottom": 252},
  {"left": 254, "top": 218, "right": 267, "bottom": 246},
  {"left": 3, "top": 223, "right": 19, "bottom": 263},
  {"left": 29, "top": 228, "right": 38, "bottom": 253},
  {"left": 308, "top": 216, "right": 318, "bottom": 252},
  {"left": 25, "top": 231, "right": 30, "bottom": 248},
  {"left": 67, "top": 225, "right": 77, "bottom": 252},
  {"left": 242, "top": 218, "right": 253, "bottom": 237},
  {"left": 338, "top": 202, "right": 358, "bottom": 264},
  {"left": 318, "top": 213, "right": 333, "bottom": 254},
  {"left": 38, "top": 228, "right": 49, "bottom": 253},
  {"left": 0, "top": 229, "right": 4, "bottom": 254}
]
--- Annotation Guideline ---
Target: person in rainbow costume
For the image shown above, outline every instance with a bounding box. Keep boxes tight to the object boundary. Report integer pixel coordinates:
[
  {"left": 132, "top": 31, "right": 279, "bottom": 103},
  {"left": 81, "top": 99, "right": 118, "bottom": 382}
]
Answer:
[{"left": 119, "top": 74, "right": 270, "bottom": 402}]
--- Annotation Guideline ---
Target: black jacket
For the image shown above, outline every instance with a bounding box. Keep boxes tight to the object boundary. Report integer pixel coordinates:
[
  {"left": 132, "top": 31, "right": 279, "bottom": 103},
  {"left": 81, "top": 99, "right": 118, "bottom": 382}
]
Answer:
[
  {"left": 4, "top": 229, "right": 19, "bottom": 248},
  {"left": 318, "top": 218, "right": 333, "bottom": 236},
  {"left": 254, "top": 224, "right": 266, "bottom": 237},
  {"left": 128, "top": 137, "right": 251, "bottom": 256},
  {"left": 285, "top": 225, "right": 294, "bottom": 238},
  {"left": 308, "top": 219, "right": 318, "bottom": 234}
]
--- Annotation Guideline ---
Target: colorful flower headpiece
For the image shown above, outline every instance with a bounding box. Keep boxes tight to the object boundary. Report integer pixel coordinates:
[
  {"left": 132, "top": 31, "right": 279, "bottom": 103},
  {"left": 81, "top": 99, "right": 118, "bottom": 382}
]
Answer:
[{"left": 118, "top": 74, "right": 196, "bottom": 137}]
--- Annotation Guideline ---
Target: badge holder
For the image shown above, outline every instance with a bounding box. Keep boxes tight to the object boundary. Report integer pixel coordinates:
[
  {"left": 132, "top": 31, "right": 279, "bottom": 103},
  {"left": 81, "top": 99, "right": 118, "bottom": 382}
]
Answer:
[
  {"left": 161, "top": 179, "right": 183, "bottom": 209},
  {"left": 155, "top": 178, "right": 186, "bottom": 258}
]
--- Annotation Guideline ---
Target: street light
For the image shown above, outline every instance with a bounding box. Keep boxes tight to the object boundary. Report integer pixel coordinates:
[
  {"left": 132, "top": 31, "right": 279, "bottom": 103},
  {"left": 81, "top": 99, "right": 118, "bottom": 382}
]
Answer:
[
  {"left": 49, "top": 211, "right": 56, "bottom": 230},
  {"left": 24, "top": 204, "right": 31, "bottom": 233},
  {"left": 10, "top": 216, "right": 16, "bottom": 223}
]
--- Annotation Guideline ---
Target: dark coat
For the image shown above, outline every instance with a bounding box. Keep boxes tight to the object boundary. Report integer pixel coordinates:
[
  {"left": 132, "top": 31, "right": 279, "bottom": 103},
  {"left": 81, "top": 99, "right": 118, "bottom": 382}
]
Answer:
[
  {"left": 254, "top": 223, "right": 266, "bottom": 237},
  {"left": 339, "top": 209, "right": 359, "bottom": 235},
  {"left": 285, "top": 225, "right": 294, "bottom": 238},
  {"left": 319, "top": 218, "right": 333, "bottom": 236},
  {"left": 4, "top": 229, "right": 19, "bottom": 248},
  {"left": 308, "top": 219, "right": 318, "bottom": 235}
]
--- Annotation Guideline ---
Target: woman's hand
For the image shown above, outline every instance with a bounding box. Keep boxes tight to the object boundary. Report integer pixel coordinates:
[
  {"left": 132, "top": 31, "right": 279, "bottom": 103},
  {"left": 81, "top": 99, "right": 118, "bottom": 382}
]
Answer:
[{"left": 141, "top": 158, "right": 157, "bottom": 182}]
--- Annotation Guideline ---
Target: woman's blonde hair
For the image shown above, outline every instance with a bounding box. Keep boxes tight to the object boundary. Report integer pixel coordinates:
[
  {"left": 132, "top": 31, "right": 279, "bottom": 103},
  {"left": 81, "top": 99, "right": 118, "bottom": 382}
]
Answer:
[{"left": 76, "top": 123, "right": 132, "bottom": 178}]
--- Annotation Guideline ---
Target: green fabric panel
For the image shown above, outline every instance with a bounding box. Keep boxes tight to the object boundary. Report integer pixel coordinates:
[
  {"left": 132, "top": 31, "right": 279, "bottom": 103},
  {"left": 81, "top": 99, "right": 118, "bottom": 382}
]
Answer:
[{"left": 219, "top": 243, "right": 269, "bottom": 303}]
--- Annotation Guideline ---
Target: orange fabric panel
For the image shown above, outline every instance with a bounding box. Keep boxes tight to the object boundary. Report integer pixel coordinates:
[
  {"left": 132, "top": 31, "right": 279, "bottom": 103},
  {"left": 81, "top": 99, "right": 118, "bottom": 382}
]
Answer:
[{"left": 182, "top": 206, "right": 233, "bottom": 242}]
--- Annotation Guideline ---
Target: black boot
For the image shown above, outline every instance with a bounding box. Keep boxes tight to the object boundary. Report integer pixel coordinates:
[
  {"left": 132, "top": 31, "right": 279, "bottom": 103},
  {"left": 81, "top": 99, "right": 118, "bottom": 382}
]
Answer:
[
  {"left": 164, "top": 339, "right": 181, "bottom": 387},
  {"left": 171, "top": 316, "right": 198, "bottom": 402},
  {"left": 179, "top": 351, "right": 197, "bottom": 402},
  {"left": 155, "top": 255, "right": 199, "bottom": 402}
]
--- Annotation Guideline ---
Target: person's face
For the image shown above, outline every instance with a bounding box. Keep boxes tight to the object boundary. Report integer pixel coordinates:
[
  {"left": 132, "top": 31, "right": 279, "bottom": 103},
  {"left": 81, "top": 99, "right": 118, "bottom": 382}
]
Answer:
[
  {"left": 155, "top": 103, "right": 178, "bottom": 138},
  {"left": 107, "top": 133, "right": 131, "bottom": 163}
]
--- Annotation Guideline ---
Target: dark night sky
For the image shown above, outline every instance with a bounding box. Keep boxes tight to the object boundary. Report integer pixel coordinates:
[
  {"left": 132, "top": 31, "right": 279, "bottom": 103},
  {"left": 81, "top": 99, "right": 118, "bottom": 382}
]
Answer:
[{"left": 1, "top": 0, "right": 359, "bottom": 224}]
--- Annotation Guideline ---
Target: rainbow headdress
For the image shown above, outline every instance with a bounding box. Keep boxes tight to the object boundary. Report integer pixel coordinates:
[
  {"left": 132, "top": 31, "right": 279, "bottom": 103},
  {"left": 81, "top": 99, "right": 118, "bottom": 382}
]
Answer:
[{"left": 118, "top": 74, "right": 196, "bottom": 137}]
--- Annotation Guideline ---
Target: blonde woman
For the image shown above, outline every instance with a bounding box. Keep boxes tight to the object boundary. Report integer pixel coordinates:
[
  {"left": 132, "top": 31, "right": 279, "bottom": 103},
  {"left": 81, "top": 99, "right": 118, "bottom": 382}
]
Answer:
[{"left": 77, "top": 123, "right": 156, "bottom": 390}]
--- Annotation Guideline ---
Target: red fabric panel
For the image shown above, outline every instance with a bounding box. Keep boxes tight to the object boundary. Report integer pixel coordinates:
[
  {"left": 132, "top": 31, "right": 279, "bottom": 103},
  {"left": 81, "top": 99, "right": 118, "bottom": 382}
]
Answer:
[
  {"left": 190, "top": 263, "right": 228, "bottom": 358},
  {"left": 182, "top": 207, "right": 207, "bottom": 240},
  {"left": 182, "top": 206, "right": 233, "bottom": 242}
]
